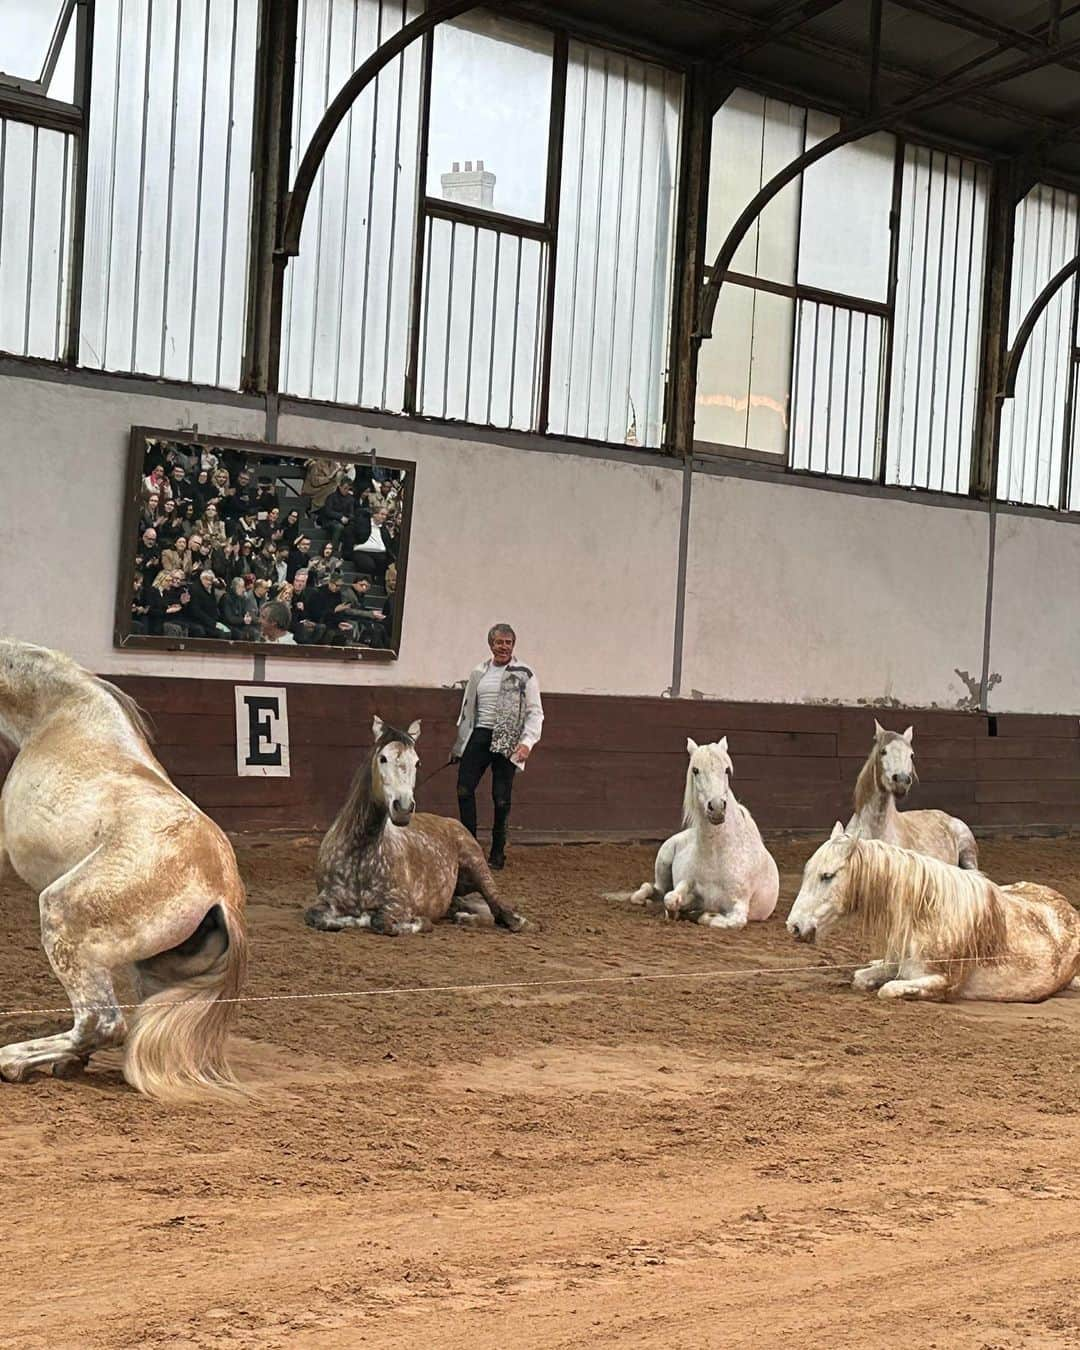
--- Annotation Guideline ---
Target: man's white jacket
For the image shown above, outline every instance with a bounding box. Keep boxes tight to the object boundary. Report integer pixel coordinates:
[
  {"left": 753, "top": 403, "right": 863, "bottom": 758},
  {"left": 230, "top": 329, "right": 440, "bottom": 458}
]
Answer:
[{"left": 452, "top": 656, "right": 544, "bottom": 769}]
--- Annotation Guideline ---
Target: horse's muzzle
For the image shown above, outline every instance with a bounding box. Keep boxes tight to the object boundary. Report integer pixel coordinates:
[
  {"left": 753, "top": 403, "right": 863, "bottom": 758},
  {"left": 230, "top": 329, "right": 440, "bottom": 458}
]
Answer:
[
  {"left": 787, "top": 920, "right": 815, "bottom": 943},
  {"left": 390, "top": 799, "right": 415, "bottom": 826}
]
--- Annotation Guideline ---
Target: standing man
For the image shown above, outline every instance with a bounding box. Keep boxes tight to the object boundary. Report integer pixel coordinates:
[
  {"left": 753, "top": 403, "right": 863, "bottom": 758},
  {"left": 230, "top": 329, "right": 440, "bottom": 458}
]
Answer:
[{"left": 452, "top": 624, "right": 543, "bottom": 870}]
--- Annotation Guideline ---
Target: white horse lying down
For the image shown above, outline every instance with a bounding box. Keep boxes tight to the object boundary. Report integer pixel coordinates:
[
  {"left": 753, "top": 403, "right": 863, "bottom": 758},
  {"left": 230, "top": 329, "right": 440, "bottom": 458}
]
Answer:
[
  {"left": 788, "top": 823, "right": 1080, "bottom": 1003},
  {"left": 0, "top": 639, "right": 247, "bottom": 1097},
  {"left": 629, "top": 737, "right": 778, "bottom": 930}
]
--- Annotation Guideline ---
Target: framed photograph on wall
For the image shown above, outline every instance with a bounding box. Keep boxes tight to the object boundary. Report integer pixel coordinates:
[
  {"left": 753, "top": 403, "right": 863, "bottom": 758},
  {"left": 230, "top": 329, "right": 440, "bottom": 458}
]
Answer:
[{"left": 116, "top": 426, "right": 414, "bottom": 660}]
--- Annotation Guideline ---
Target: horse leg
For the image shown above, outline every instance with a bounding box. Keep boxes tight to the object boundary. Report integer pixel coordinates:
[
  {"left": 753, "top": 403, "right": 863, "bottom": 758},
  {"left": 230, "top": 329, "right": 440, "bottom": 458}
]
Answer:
[
  {"left": 852, "top": 960, "right": 899, "bottom": 991},
  {"left": 877, "top": 972, "right": 949, "bottom": 1001},
  {"left": 0, "top": 867, "right": 127, "bottom": 1083},
  {"left": 632, "top": 842, "right": 676, "bottom": 907},
  {"left": 447, "top": 896, "right": 496, "bottom": 929},
  {"left": 368, "top": 906, "right": 432, "bottom": 937},
  {"left": 696, "top": 897, "right": 750, "bottom": 931},
  {"left": 457, "top": 849, "right": 527, "bottom": 933},
  {"left": 663, "top": 880, "right": 695, "bottom": 920}
]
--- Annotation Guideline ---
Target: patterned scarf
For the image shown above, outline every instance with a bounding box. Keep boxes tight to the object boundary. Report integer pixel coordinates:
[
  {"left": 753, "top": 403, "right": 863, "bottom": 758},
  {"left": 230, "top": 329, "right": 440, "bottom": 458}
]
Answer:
[{"left": 490, "top": 664, "right": 531, "bottom": 760}]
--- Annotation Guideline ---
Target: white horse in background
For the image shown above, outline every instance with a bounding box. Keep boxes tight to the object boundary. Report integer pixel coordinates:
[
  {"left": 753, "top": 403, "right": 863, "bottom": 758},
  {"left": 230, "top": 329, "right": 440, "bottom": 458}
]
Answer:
[
  {"left": 0, "top": 639, "right": 247, "bottom": 1098},
  {"left": 629, "top": 737, "right": 778, "bottom": 929},
  {"left": 788, "top": 823, "right": 1080, "bottom": 1002},
  {"left": 848, "top": 720, "right": 978, "bottom": 867}
]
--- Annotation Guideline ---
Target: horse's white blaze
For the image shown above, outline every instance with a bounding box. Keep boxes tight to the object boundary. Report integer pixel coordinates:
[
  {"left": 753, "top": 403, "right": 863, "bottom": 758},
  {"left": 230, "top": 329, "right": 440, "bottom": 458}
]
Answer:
[
  {"left": 371, "top": 716, "right": 420, "bottom": 825},
  {"left": 633, "top": 738, "right": 778, "bottom": 931}
]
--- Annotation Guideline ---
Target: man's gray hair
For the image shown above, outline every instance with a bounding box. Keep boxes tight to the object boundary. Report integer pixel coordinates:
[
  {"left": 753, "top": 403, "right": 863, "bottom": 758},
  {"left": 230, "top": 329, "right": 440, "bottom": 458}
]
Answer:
[
  {"left": 261, "top": 600, "right": 291, "bottom": 631},
  {"left": 488, "top": 623, "right": 516, "bottom": 644}
]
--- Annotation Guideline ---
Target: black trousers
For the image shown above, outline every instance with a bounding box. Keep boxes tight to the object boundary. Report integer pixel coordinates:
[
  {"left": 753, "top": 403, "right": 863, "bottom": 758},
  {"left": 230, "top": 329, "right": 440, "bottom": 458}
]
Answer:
[{"left": 457, "top": 728, "right": 515, "bottom": 852}]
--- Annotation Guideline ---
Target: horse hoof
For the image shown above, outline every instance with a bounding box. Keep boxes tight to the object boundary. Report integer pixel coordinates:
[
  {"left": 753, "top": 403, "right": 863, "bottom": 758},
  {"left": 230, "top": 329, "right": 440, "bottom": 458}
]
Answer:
[
  {"left": 0, "top": 1059, "right": 34, "bottom": 1084},
  {"left": 51, "top": 1055, "right": 86, "bottom": 1080},
  {"left": 503, "top": 913, "right": 527, "bottom": 934}
]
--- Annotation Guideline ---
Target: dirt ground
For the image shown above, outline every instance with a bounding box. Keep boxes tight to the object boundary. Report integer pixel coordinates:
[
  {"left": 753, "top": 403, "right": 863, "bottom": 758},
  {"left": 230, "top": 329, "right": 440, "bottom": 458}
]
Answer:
[{"left": 2, "top": 835, "right": 1080, "bottom": 1349}]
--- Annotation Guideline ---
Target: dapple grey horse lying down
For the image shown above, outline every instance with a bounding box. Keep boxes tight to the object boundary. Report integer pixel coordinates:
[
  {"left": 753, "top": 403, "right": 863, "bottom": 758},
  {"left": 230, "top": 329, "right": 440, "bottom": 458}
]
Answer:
[{"left": 304, "top": 717, "right": 527, "bottom": 936}]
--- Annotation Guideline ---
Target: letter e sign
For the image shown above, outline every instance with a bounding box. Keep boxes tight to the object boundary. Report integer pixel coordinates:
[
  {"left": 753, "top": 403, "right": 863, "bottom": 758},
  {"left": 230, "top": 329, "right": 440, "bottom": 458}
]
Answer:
[{"left": 235, "top": 686, "right": 291, "bottom": 777}]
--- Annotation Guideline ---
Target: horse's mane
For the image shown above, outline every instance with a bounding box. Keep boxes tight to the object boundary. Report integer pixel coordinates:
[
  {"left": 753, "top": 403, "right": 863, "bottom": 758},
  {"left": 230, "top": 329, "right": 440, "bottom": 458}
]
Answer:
[
  {"left": 681, "top": 764, "right": 698, "bottom": 829},
  {"left": 336, "top": 722, "right": 415, "bottom": 833},
  {"left": 93, "top": 678, "right": 155, "bottom": 744},
  {"left": 848, "top": 838, "right": 1006, "bottom": 961}
]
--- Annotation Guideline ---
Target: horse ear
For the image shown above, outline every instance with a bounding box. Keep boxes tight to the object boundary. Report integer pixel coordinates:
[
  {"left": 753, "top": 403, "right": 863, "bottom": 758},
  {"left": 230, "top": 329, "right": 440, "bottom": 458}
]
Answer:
[
  {"left": 830, "top": 820, "right": 845, "bottom": 840},
  {"left": 686, "top": 738, "right": 698, "bottom": 754},
  {"left": 718, "top": 736, "right": 728, "bottom": 752},
  {"left": 873, "top": 718, "right": 885, "bottom": 738},
  {"left": 408, "top": 719, "right": 422, "bottom": 741},
  {"left": 902, "top": 725, "right": 914, "bottom": 744},
  {"left": 371, "top": 715, "right": 384, "bottom": 740}
]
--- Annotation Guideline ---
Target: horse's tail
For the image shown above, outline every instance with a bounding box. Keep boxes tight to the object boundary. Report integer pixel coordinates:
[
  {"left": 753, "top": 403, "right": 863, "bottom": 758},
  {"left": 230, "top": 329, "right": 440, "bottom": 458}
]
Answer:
[{"left": 124, "top": 899, "right": 248, "bottom": 1103}]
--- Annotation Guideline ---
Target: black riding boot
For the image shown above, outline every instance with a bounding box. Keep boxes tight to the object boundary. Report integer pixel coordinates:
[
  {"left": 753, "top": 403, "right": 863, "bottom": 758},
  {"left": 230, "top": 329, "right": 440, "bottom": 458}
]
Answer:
[{"left": 489, "top": 803, "right": 511, "bottom": 870}]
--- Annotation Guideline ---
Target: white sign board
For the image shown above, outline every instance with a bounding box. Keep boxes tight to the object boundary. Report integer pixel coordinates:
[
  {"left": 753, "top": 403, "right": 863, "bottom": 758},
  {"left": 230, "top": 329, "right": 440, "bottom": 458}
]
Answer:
[{"left": 234, "top": 686, "right": 291, "bottom": 778}]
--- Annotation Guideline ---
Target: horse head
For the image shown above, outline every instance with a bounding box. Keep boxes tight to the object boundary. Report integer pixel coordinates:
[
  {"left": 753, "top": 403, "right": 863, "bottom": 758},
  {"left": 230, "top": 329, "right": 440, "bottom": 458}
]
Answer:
[
  {"left": 787, "top": 821, "right": 859, "bottom": 942},
  {"left": 370, "top": 715, "right": 422, "bottom": 826},
  {"left": 683, "top": 736, "right": 734, "bottom": 827},
  {"left": 874, "top": 720, "right": 916, "bottom": 799}
]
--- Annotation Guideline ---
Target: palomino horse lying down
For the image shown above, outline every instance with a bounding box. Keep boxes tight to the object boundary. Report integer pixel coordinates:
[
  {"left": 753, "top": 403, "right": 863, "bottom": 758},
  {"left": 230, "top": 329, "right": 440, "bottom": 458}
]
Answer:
[
  {"left": 788, "top": 824, "right": 1080, "bottom": 1003},
  {"left": 628, "top": 737, "right": 778, "bottom": 930},
  {"left": 0, "top": 639, "right": 246, "bottom": 1098},
  {"left": 848, "top": 721, "right": 978, "bottom": 868},
  {"left": 304, "top": 717, "right": 526, "bottom": 935}
]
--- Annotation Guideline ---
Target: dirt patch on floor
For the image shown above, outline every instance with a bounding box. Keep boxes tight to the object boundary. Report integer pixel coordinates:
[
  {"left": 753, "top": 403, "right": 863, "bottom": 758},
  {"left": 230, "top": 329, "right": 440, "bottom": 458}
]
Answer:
[{"left": 2, "top": 835, "right": 1080, "bottom": 1348}]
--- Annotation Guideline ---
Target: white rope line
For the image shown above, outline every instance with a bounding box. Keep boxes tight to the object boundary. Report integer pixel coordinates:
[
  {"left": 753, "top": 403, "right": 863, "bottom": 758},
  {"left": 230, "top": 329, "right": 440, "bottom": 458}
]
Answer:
[{"left": 0, "top": 953, "right": 1010, "bottom": 1020}]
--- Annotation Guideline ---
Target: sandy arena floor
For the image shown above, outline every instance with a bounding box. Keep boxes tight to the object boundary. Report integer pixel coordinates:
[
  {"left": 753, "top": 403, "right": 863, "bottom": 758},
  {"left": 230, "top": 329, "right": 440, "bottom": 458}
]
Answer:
[{"left": 1, "top": 835, "right": 1080, "bottom": 1348}]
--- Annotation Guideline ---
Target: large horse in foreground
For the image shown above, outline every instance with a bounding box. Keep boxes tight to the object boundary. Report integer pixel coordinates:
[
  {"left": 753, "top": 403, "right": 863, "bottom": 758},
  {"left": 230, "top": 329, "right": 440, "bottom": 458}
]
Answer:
[
  {"left": 788, "top": 824, "right": 1080, "bottom": 1002},
  {"left": 0, "top": 639, "right": 247, "bottom": 1097},
  {"left": 848, "top": 721, "right": 978, "bottom": 867},
  {"left": 304, "top": 717, "right": 527, "bottom": 935},
  {"left": 627, "top": 737, "right": 778, "bottom": 930}
]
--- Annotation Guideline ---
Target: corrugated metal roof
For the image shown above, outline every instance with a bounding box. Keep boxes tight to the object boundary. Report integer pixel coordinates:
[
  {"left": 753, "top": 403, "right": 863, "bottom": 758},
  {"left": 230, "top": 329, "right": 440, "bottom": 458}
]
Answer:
[{"left": 524, "top": 0, "right": 1080, "bottom": 184}]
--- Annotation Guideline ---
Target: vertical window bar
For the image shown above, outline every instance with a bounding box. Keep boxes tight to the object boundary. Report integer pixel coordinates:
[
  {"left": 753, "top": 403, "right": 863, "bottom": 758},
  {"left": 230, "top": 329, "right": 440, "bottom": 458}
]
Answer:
[
  {"left": 23, "top": 126, "right": 39, "bottom": 356},
  {"left": 464, "top": 224, "right": 479, "bottom": 418},
  {"left": 508, "top": 234, "right": 523, "bottom": 425},
  {"left": 357, "top": 0, "right": 387, "bottom": 406},
  {"left": 332, "top": 0, "right": 360, "bottom": 405},
  {"left": 877, "top": 137, "right": 904, "bottom": 485},
  {"left": 486, "top": 230, "right": 500, "bottom": 426},
  {"left": 54, "top": 132, "right": 70, "bottom": 358},
  {"left": 129, "top": 5, "right": 155, "bottom": 371},
  {"left": 404, "top": 27, "right": 433, "bottom": 414},
  {"left": 381, "top": 0, "right": 411, "bottom": 411},
  {"left": 841, "top": 307, "right": 853, "bottom": 477},
  {"left": 185, "top": 0, "right": 213, "bottom": 382},
  {"left": 583, "top": 50, "right": 610, "bottom": 440},
  {"left": 417, "top": 215, "right": 432, "bottom": 410},
  {"left": 925, "top": 154, "right": 950, "bottom": 490},
  {"left": 1057, "top": 215, "right": 1080, "bottom": 509},
  {"left": 441, "top": 219, "right": 456, "bottom": 419},
  {"left": 158, "top": 0, "right": 183, "bottom": 375},
  {"left": 601, "top": 56, "right": 629, "bottom": 442}
]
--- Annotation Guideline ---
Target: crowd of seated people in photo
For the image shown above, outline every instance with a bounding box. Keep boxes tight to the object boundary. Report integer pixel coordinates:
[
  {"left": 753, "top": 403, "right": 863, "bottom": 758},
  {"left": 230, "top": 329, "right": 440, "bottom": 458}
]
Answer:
[{"left": 130, "top": 440, "right": 405, "bottom": 648}]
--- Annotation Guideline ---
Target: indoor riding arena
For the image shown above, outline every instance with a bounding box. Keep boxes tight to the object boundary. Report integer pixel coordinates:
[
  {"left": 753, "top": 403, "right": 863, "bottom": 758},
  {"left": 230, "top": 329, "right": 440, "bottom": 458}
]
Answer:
[{"left": 5, "top": 2, "right": 1080, "bottom": 1347}]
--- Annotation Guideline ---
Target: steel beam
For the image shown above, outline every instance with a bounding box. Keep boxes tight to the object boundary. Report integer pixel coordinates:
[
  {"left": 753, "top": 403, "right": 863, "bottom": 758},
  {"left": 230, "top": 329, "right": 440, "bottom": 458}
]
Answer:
[
  {"left": 969, "top": 160, "right": 1020, "bottom": 499},
  {"left": 717, "top": 0, "right": 845, "bottom": 65},
  {"left": 241, "top": 0, "right": 299, "bottom": 394}
]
